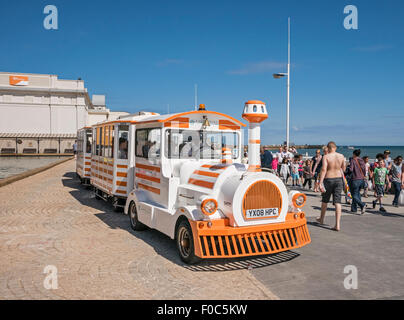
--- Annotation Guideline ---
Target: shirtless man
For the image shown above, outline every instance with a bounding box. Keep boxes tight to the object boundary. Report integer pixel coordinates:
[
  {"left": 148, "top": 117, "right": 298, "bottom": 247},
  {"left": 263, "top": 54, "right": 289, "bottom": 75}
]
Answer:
[{"left": 316, "top": 141, "right": 346, "bottom": 231}]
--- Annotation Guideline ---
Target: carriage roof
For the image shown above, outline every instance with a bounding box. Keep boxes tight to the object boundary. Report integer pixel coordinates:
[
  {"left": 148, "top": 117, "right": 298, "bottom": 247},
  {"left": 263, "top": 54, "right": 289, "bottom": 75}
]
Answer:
[{"left": 92, "top": 110, "right": 246, "bottom": 128}]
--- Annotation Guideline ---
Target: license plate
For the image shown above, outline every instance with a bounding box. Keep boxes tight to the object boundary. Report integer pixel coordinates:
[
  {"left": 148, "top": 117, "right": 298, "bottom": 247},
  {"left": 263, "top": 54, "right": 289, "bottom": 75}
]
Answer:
[{"left": 245, "top": 208, "right": 279, "bottom": 219}]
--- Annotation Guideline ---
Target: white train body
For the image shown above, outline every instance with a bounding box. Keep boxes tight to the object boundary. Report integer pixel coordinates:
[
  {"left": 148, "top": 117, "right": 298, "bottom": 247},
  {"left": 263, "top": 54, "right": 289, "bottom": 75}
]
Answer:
[{"left": 79, "top": 102, "right": 311, "bottom": 263}]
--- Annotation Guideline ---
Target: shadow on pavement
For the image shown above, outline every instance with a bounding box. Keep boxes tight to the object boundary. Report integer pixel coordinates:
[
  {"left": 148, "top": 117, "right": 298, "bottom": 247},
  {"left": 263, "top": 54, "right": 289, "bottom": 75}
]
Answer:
[
  {"left": 311, "top": 205, "right": 352, "bottom": 214},
  {"left": 183, "top": 251, "right": 300, "bottom": 272},
  {"left": 307, "top": 221, "right": 340, "bottom": 232},
  {"left": 62, "top": 171, "right": 302, "bottom": 271}
]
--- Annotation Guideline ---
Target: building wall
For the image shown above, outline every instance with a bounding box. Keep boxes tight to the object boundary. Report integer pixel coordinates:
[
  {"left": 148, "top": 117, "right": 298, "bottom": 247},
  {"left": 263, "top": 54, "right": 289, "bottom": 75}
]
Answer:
[
  {"left": 0, "top": 72, "right": 129, "bottom": 155},
  {"left": 0, "top": 72, "right": 89, "bottom": 135}
]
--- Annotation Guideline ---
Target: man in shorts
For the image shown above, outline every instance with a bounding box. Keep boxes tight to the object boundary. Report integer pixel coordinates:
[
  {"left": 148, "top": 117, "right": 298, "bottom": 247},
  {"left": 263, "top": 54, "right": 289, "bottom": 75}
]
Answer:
[{"left": 316, "top": 141, "right": 346, "bottom": 231}]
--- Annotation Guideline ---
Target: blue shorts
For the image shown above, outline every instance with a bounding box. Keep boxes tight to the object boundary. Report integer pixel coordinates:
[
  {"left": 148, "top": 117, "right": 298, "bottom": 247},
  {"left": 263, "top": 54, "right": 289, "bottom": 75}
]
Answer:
[{"left": 292, "top": 173, "right": 299, "bottom": 180}]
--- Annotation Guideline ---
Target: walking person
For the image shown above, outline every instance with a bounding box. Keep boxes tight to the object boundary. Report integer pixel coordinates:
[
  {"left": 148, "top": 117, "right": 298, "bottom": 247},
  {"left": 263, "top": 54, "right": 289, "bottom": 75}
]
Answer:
[
  {"left": 73, "top": 140, "right": 77, "bottom": 159},
  {"left": 383, "top": 150, "right": 393, "bottom": 169},
  {"left": 313, "top": 146, "right": 328, "bottom": 192},
  {"left": 298, "top": 154, "right": 304, "bottom": 186},
  {"left": 316, "top": 141, "right": 346, "bottom": 231},
  {"left": 370, "top": 153, "right": 385, "bottom": 197},
  {"left": 260, "top": 146, "right": 273, "bottom": 170},
  {"left": 372, "top": 159, "right": 391, "bottom": 212},
  {"left": 271, "top": 156, "right": 279, "bottom": 175},
  {"left": 302, "top": 159, "right": 313, "bottom": 190},
  {"left": 383, "top": 150, "right": 393, "bottom": 194},
  {"left": 362, "top": 156, "right": 370, "bottom": 198},
  {"left": 390, "top": 156, "right": 404, "bottom": 207},
  {"left": 311, "top": 149, "right": 322, "bottom": 192},
  {"left": 291, "top": 156, "right": 300, "bottom": 187},
  {"left": 347, "top": 149, "right": 367, "bottom": 214},
  {"left": 280, "top": 158, "right": 290, "bottom": 185}
]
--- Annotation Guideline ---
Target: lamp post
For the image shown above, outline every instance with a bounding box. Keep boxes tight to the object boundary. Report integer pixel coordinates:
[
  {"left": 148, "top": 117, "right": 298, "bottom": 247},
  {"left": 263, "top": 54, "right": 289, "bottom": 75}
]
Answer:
[{"left": 273, "top": 17, "right": 291, "bottom": 150}]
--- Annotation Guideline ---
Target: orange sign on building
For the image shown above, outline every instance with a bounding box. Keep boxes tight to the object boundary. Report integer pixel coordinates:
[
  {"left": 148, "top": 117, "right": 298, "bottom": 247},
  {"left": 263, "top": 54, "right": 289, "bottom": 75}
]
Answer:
[{"left": 9, "top": 75, "right": 29, "bottom": 86}]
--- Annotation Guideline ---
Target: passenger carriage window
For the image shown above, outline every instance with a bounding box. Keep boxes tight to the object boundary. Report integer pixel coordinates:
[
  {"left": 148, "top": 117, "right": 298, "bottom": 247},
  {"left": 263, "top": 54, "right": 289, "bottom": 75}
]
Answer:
[
  {"left": 96, "top": 127, "right": 100, "bottom": 156},
  {"left": 86, "top": 129, "right": 92, "bottom": 154},
  {"left": 92, "top": 128, "right": 96, "bottom": 155},
  {"left": 100, "top": 126, "right": 104, "bottom": 157},
  {"left": 118, "top": 125, "right": 129, "bottom": 159},
  {"left": 111, "top": 125, "right": 115, "bottom": 158},
  {"left": 105, "top": 126, "right": 110, "bottom": 158},
  {"left": 135, "top": 128, "right": 161, "bottom": 159}
]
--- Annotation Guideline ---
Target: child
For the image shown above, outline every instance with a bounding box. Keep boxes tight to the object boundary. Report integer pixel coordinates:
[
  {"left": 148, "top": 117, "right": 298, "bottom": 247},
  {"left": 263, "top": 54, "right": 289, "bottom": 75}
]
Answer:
[
  {"left": 271, "top": 157, "right": 279, "bottom": 175},
  {"left": 302, "top": 159, "right": 313, "bottom": 190},
  {"left": 280, "top": 158, "right": 290, "bottom": 184},
  {"left": 291, "top": 156, "right": 300, "bottom": 187},
  {"left": 371, "top": 153, "right": 384, "bottom": 197},
  {"left": 298, "top": 154, "right": 304, "bottom": 186},
  {"left": 372, "top": 159, "right": 390, "bottom": 212}
]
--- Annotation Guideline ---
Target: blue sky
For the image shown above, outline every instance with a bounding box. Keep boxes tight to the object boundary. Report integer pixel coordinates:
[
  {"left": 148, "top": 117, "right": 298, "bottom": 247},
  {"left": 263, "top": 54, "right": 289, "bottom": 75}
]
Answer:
[{"left": 1, "top": 0, "right": 403, "bottom": 145}]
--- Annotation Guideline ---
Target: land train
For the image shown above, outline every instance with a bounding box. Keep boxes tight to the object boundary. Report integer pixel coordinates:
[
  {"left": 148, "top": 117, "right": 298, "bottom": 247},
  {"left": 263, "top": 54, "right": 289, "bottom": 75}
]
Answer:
[{"left": 77, "top": 101, "right": 311, "bottom": 263}]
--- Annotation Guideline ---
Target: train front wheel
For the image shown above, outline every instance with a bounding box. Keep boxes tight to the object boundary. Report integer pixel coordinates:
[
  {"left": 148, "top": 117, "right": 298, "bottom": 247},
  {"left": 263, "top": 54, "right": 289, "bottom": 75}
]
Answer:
[{"left": 176, "top": 220, "right": 201, "bottom": 264}]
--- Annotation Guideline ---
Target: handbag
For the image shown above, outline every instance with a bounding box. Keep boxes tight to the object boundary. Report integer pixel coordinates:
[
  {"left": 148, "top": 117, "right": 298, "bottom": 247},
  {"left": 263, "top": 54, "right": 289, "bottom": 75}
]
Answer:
[
  {"left": 399, "top": 190, "right": 404, "bottom": 206},
  {"left": 367, "top": 179, "right": 373, "bottom": 191}
]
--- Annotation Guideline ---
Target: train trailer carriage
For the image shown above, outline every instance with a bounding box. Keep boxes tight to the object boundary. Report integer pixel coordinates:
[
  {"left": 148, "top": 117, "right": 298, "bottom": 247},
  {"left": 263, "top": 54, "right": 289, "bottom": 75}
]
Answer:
[
  {"left": 121, "top": 102, "right": 311, "bottom": 264},
  {"left": 90, "top": 120, "right": 135, "bottom": 210},
  {"left": 76, "top": 127, "right": 92, "bottom": 184}
]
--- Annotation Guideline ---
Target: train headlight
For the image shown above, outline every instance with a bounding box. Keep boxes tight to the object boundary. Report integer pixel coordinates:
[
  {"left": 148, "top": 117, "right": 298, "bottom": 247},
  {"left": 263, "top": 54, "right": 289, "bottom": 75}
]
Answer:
[
  {"left": 200, "top": 198, "right": 218, "bottom": 216},
  {"left": 292, "top": 193, "right": 307, "bottom": 208}
]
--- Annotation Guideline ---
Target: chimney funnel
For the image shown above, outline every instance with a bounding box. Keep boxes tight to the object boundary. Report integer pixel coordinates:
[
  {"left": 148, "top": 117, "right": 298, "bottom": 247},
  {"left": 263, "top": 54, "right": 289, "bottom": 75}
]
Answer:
[{"left": 242, "top": 100, "right": 268, "bottom": 172}]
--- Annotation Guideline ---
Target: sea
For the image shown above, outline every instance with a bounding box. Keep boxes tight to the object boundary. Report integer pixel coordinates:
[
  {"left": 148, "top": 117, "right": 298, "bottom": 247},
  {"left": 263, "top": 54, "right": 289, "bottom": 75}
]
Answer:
[{"left": 295, "top": 146, "right": 404, "bottom": 160}]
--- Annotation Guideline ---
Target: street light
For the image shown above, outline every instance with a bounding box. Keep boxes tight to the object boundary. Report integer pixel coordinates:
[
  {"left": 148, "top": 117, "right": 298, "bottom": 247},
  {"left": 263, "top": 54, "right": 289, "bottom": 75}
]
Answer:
[{"left": 273, "top": 17, "right": 291, "bottom": 150}]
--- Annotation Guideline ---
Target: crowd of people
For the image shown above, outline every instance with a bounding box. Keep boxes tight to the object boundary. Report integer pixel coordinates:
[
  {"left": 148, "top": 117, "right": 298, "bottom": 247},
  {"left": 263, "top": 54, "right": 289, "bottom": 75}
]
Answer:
[
  {"left": 247, "top": 144, "right": 404, "bottom": 231},
  {"left": 255, "top": 145, "right": 328, "bottom": 189}
]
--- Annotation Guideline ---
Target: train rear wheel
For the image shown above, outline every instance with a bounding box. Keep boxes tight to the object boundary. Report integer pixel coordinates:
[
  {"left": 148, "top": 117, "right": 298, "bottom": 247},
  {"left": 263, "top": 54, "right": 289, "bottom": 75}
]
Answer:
[
  {"left": 176, "top": 220, "right": 201, "bottom": 264},
  {"left": 129, "top": 201, "right": 147, "bottom": 231}
]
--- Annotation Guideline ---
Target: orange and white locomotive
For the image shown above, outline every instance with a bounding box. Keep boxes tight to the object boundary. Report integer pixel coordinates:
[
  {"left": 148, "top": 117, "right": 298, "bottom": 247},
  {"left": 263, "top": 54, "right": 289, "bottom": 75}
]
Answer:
[{"left": 79, "top": 101, "right": 311, "bottom": 263}]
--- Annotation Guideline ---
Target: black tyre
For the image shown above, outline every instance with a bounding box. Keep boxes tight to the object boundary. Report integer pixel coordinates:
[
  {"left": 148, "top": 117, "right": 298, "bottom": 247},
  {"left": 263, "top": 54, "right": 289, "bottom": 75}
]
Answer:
[
  {"left": 129, "top": 201, "right": 147, "bottom": 231},
  {"left": 175, "top": 219, "right": 201, "bottom": 264}
]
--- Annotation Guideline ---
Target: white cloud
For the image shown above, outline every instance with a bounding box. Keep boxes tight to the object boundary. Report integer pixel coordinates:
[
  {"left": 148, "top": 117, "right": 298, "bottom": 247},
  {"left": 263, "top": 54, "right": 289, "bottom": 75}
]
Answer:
[
  {"left": 156, "top": 59, "right": 184, "bottom": 66},
  {"left": 352, "top": 45, "right": 393, "bottom": 52},
  {"left": 228, "top": 61, "right": 285, "bottom": 75}
]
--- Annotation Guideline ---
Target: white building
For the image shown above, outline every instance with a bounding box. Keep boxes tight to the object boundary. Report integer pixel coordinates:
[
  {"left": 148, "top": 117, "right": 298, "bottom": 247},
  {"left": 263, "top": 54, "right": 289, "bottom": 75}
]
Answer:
[{"left": 0, "top": 72, "right": 128, "bottom": 154}]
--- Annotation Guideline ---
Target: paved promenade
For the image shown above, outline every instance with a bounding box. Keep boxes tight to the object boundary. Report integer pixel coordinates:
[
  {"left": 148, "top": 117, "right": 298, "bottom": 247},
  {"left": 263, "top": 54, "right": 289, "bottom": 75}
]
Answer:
[
  {"left": 0, "top": 159, "right": 403, "bottom": 299},
  {"left": 0, "top": 160, "right": 276, "bottom": 300}
]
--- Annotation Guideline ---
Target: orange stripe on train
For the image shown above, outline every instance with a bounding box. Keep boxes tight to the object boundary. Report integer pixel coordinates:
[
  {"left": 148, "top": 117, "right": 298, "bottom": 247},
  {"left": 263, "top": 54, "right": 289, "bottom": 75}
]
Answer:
[
  {"left": 193, "top": 170, "right": 220, "bottom": 178},
  {"left": 138, "top": 183, "right": 160, "bottom": 195},
  {"left": 188, "top": 178, "right": 214, "bottom": 189},
  {"left": 136, "top": 163, "right": 161, "bottom": 172},
  {"left": 135, "top": 173, "right": 160, "bottom": 183}
]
